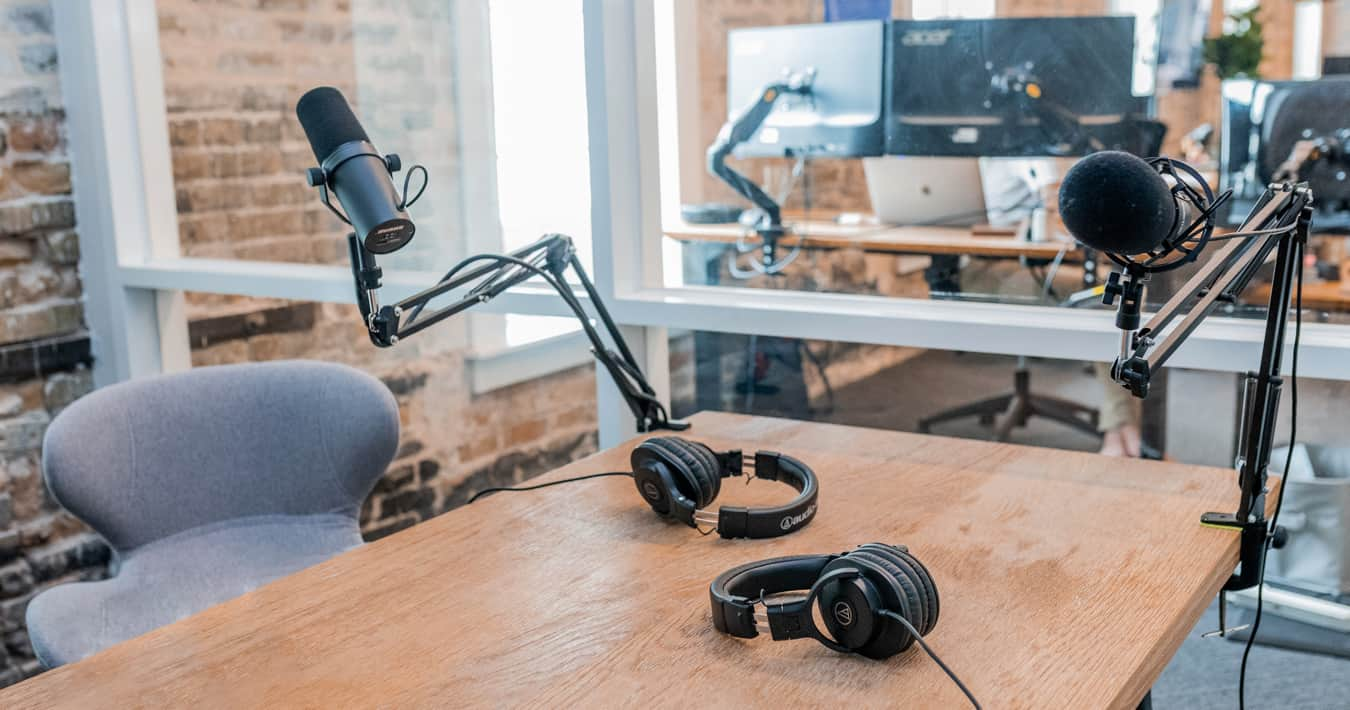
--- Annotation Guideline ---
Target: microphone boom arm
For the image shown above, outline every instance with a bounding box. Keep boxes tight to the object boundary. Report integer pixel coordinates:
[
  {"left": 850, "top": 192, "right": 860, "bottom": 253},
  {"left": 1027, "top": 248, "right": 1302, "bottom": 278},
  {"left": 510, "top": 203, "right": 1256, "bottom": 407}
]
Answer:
[
  {"left": 1106, "top": 181, "right": 1313, "bottom": 591},
  {"left": 707, "top": 71, "right": 814, "bottom": 274},
  {"left": 348, "top": 233, "right": 689, "bottom": 434}
]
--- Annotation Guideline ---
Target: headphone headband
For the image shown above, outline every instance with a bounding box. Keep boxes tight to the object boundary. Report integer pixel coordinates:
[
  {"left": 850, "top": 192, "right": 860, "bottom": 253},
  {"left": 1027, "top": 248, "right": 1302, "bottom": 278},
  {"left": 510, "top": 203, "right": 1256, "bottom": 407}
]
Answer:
[
  {"left": 709, "top": 553, "right": 838, "bottom": 638},
  {"left": 707, "top": 451, "right": 819, "bottom": 539}
]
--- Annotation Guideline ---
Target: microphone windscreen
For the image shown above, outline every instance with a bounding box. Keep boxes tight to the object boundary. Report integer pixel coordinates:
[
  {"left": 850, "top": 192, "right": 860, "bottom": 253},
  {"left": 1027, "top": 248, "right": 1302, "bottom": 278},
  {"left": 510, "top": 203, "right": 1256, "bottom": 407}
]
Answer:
[
  {"left": 296, "top": 86, "right": 370, "bottom": 163},
  {"left": 1058, "top": 151, "right": 1176, "bottom": 255}
]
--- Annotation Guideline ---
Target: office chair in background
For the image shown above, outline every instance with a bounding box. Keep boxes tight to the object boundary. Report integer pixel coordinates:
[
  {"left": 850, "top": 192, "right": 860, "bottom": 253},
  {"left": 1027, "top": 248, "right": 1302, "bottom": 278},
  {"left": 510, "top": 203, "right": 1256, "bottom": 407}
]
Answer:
[{"left": 25, "top": 361, "right": 399, "bottom": 667}]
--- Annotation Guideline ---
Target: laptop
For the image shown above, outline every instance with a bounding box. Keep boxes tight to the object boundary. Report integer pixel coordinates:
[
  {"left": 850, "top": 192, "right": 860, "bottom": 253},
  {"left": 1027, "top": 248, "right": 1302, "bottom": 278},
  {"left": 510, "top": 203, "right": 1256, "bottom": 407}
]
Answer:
[{"left": 862, "top": 156, "right": 987, "bottom": 227}]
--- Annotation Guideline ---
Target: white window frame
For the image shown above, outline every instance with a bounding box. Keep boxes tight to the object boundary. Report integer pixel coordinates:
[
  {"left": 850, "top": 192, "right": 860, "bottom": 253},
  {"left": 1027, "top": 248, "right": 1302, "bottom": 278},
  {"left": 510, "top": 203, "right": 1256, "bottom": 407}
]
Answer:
[{"left": 58, "top": 0, "right": 1350, "bottom": 450}]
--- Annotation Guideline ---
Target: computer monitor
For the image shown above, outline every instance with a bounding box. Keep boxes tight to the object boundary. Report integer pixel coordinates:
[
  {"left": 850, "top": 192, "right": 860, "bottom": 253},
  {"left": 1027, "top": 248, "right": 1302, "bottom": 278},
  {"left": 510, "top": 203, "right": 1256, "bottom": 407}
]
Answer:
[
  {"left": 1219, "top": 77, "right": 1350, "bottom": 230},
  {"left": 726, "top": 20, "right": 886, "bottom": 159},
  {"left": 884, "top": 17, "right": 1148, "bottom": 157}
]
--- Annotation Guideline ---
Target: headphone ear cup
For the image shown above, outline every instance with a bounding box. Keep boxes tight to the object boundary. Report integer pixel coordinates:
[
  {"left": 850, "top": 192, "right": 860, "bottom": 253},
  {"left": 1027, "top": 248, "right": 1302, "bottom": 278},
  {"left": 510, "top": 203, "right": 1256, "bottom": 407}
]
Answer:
[
  {"left": 878, "top": 545, "right": 940, "bottom": 635},
  {"left": 824, "top": 545, "right": 939, "bottom": 660},
  {"left": 677, "top": 438, "right": 722, "bottom": 503},
  {"left": 634, "top": 437, "right": 719, "bottom": 509}
]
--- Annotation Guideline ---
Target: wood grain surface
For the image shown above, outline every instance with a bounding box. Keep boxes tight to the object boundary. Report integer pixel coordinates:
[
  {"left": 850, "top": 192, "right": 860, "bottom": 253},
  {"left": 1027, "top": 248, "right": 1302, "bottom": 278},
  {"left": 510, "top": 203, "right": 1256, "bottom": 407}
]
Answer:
[
  {"left": 664, "top": 220, "right": 1079, "bottom": 259},
  {"left": 1, "top": 413, "right": 1260, "bottom": 709}
]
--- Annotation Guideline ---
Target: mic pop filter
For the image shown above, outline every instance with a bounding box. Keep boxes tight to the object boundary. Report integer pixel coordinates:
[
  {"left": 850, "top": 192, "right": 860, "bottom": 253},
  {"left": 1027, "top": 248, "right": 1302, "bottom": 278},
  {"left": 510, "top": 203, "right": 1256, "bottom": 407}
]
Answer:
[{"left": 1058, "top": 151, "right": 1177, "bottom": 256}]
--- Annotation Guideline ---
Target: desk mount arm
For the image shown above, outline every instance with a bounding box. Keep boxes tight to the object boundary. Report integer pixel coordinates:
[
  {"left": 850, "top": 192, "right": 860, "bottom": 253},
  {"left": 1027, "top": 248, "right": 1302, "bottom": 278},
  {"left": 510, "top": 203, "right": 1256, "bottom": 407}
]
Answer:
[
  {"left": 706, "top": 70, "right": 814, "bottom": 274},
  {"left": 1104, "top": 181, "right": 1312, "bottom": 590},
  {"left": 348, "top": 233, "right": 688, "bottom": 434}
]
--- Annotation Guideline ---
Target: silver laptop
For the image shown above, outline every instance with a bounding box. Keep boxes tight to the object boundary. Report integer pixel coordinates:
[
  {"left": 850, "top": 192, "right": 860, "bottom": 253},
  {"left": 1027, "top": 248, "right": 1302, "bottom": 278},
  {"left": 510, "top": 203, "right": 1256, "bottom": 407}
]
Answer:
[{"left": 862, "top": 156, "right": 986, "bottom": 227}]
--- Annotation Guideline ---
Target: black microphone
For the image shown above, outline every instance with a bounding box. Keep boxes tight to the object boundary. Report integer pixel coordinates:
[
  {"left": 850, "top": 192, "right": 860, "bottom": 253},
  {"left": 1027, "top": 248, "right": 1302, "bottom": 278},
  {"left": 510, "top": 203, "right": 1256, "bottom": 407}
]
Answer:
[
  {"left": 1058, "top": 151, "right": 1184, "bottom": 256},
  {"left": 296, "top": 87, "right": 414, "bottom": 254}
]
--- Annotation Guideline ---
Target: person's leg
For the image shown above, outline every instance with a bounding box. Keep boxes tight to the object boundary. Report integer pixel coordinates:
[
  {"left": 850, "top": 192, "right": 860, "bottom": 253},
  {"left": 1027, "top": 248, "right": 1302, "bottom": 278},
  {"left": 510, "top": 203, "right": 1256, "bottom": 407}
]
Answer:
[{"left": 1095, "top": 362, "right": 1142, "bottom": 457}]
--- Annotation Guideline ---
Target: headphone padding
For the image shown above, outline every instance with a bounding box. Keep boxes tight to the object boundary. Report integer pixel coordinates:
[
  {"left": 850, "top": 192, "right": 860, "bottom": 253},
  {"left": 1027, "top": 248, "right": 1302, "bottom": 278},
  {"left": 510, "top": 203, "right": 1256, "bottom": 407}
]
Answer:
[
  {"left": 639, "top": 437, "right": 718, "bottom": 508},
  {"left": 889, "top": 546, "right": 940, "bottom": 635},
  {"left": 857, "top": 544, "right": 938, "bottom": 636}
]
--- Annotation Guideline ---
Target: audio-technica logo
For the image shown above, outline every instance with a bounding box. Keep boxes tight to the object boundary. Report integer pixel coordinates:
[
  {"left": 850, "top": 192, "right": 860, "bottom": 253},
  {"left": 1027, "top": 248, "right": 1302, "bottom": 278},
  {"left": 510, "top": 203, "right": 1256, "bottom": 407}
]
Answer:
[
  {"left": 641, "top": 481, "right": 662, "bottom": 501},
  {"left": 779, "top": 504, "right": 816, "bottom": 531},
  {"left": 833, "top": 601, "right": 854, "bottom": 627},
  {"left": 900, "top": 29, "right": 953, "bottom": 47}
]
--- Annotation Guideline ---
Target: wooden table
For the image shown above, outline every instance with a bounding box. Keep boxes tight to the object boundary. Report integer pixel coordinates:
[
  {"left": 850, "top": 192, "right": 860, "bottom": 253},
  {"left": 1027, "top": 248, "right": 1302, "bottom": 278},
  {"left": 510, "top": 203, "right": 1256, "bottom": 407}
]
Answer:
[
  {"left": 1247, "top": 279, "right": 1350, "bottom": 312},
  {"left": 665, "top": 219, "right": 1081, "bottom": 260},
  {"left": 2, "top": 413, "right": 1261, "bottom": 709}
]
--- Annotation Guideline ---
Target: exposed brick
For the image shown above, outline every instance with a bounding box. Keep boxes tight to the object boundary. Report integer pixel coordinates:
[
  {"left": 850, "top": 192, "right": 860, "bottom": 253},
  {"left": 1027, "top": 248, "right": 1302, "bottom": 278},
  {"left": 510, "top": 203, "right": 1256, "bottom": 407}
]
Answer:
[
  {"left": 395, "top": 439, "right": 424, "bottom": 460},
  {"left": 0, "top": 560, "right": 32, "bottom": 597},
  {"left": 0, "top": 299, "right": 82, "bottom": 343},
  {"left": 24, "top": 533, "right": 111, "bottom": 584},
  {"left": 0, "top": 411, "right": 47, "bottom": 455},
  {"left": 9, "top": 160, "right": 68, "bottom": 196},
  {"left": 188, "top": 302, "right": 317, "bottom": 349},
  {"left": 381, "top": 371, "right": 428, "bottom": 397},
  {"left": 0, "top": 333, "right": 91, "bottom": 384},
  {"left": 362, "top": 514, "right": 416, "bottom": 542},
  {"left": 18, "top": 44, "right": 57, "bottom": 75},
  {"left": 0, "top": 531, "right": 17, "bottom": 567},
  {"left": 0, "top": 199, "right": 74, "bottom": 236},
  {"left": 41, "top": 370, "right": 91, "bottom": 413},
  {"left": 7, "top": 5, "right": 52, "bottom": 35},
  {"left": 6, "top": 114, "right": 60, "bottom": 153},
  {"left": 373, "top": 463, "right": 414, "bottom": 495},
  {"left": 378, "top": 487, "right": 435, "bottom": 520},
  {"left": 41, "top": 230, "right": 77, "bottom": 265}
]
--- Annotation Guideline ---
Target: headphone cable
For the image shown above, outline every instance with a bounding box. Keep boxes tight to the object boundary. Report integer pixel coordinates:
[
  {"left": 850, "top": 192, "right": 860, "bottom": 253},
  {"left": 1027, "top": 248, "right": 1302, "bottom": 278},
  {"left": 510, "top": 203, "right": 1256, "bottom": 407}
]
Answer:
[
  {"left": 467, "top": 472, "right": 634, "bottom": 504},
  {"left": 879, "top": 610, "right": 982, "bottom": 710}
]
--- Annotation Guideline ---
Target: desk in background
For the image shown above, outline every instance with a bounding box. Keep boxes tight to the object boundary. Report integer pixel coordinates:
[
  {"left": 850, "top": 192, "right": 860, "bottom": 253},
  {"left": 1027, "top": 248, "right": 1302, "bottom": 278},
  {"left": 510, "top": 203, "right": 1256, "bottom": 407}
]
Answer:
[
  {"left": 664, "top": 218, "right": 1081, "bottom": 261},
  {"left": 2, "top": 413, "right": 1262, "bottom": 709}
]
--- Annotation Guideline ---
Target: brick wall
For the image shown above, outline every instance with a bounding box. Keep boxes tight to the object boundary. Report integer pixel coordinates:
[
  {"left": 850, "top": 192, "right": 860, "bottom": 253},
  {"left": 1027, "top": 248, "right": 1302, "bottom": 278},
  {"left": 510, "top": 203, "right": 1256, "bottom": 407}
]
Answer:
[{"left": 0, "top": 0, "right": 108, "bottom": 684}]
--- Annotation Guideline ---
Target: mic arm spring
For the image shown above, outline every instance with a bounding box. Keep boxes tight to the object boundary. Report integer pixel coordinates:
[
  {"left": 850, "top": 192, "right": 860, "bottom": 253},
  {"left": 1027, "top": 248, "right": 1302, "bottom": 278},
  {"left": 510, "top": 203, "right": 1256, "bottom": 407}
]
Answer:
[{"left": 346, "top": 233, "right": 688, "bottom": 434}]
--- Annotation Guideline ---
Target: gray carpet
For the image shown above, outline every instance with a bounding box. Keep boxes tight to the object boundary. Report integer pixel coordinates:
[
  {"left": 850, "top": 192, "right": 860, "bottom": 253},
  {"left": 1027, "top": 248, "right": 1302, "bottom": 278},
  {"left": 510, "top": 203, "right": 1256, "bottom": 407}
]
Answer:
[{"left": 813, "top": 349, "right": 1350, "bottom": 708}]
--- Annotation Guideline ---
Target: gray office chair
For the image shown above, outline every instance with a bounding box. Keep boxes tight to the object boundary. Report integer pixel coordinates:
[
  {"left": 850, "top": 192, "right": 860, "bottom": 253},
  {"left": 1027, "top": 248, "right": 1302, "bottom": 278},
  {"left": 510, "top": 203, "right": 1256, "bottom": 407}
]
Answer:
[{"left": 26, "top": 360, "right": 399, "bottom": 668}]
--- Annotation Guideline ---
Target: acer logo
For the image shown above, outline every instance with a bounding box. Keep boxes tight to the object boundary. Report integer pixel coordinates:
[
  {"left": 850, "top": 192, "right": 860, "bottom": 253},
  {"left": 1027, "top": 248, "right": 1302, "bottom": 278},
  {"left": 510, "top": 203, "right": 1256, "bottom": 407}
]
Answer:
[{"left": 901, "top": 29, "right": 953, "bottom": 47}]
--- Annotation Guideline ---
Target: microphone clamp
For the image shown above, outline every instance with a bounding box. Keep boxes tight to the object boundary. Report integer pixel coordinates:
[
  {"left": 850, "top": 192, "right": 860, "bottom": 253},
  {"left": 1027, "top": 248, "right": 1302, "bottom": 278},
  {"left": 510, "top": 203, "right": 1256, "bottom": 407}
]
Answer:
[{"left": 304, "top": 141, "right": 404, "bottom": 230}]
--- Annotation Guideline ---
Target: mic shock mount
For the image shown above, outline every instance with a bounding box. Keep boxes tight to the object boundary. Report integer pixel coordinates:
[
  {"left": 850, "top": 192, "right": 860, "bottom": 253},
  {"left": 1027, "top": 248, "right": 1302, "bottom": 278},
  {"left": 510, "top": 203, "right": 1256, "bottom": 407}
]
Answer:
[{"left": 1103, "top": 178, "right": 1313, "bottom": 591}]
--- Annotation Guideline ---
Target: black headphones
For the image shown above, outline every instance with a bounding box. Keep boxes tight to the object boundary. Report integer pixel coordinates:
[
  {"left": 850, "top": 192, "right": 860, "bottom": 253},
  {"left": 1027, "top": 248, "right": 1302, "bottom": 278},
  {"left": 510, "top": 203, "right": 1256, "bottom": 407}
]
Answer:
[
  {"left": 631, "top": 436, "right": 818, "bottom": 539},
  {"left": 709, "top": 543, "right": 938, "bottom": 659}
]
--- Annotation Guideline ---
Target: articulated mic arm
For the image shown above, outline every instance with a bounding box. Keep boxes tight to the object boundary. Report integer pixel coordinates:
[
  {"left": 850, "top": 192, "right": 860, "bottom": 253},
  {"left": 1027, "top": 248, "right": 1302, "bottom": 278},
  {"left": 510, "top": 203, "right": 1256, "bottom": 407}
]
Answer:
[
  {"left": 347, "top": 233, "right": 688, "bottom": 434},
  {"left": 1104, "top": 181, "right": 1312, "bottom": 590},
  {"left": 706, "top": 71, "right": 814, "bottom": 271}
]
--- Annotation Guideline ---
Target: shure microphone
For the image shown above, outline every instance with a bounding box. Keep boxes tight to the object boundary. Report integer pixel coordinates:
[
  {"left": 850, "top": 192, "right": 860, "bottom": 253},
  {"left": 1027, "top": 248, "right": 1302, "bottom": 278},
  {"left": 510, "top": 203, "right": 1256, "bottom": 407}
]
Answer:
[
  {"left": 1058, "top": 151, "right": 1190, "bottom": 256},
  {"left": 296, "top": 87, "right": 415, "bottom": 254}
]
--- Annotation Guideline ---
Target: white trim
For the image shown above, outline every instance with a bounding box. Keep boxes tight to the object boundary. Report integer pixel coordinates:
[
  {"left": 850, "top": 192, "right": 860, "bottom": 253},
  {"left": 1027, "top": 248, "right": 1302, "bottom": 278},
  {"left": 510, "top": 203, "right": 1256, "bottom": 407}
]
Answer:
[
  {"left": 54, "top": 0, "right": 189, "bottom": 386},
  {"left": 118, "top": 257, "right": 584, "bottom": 318},
  {"left": 468, "top": 329, "right": 592, "bottom": 394}
]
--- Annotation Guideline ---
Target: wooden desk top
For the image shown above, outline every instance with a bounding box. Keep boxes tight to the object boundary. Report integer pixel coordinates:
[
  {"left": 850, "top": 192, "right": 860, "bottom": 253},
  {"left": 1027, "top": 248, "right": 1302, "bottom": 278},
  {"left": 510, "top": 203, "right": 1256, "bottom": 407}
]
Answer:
[
  {"left": 3, "top": 413, "right": 1255, "bottom": 709},
  {"left": 1247, "top": 279, "right": 1350, "bottom": 312},
  {"left": 665, "top": 219, "right": 1080, "bottom": 260}
]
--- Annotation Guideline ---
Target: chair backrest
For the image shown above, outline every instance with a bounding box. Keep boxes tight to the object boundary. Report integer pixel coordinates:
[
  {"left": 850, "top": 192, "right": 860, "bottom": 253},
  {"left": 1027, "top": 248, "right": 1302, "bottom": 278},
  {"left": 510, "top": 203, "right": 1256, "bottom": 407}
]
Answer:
[{"left": 43, "top": 360, "right": 400, "bottom": 552}]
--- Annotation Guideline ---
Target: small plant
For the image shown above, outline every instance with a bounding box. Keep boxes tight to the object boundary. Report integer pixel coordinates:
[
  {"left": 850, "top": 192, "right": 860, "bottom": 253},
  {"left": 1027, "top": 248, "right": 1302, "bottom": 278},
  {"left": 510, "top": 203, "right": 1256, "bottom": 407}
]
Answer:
[{"left": 1204, "top": 7, "right": 1264, "bottom": 79}]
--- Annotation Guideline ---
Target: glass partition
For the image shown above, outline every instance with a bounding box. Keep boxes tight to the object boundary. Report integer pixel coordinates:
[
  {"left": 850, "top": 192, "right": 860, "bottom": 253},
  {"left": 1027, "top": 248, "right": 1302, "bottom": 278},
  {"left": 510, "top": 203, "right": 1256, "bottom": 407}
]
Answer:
[{"left": 648, "top": 0, "right": 1350, "bottom": 342}]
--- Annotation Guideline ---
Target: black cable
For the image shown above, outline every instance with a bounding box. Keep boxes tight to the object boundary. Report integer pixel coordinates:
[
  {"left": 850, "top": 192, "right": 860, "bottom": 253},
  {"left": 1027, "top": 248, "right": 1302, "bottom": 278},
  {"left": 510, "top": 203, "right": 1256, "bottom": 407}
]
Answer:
[
  {"left": 467, "top": 471, "right": 634, "bottom": 504},
  {"left": 878, "top": 610, "right": 981, "bottom": 710},
  {"left": 1236, "top": 236, "right": 1303, "bottom": 710}
]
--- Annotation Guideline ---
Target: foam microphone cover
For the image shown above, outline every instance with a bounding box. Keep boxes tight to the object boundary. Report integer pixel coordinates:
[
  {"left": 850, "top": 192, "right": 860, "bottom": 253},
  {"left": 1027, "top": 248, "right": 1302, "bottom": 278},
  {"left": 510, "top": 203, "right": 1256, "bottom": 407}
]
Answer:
[
  {"left": 1058, "top": 151, "right": 1176, "bottom": 255},
  {"left": 296, "top": 86, "right": 370, "bottom": 162}
]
